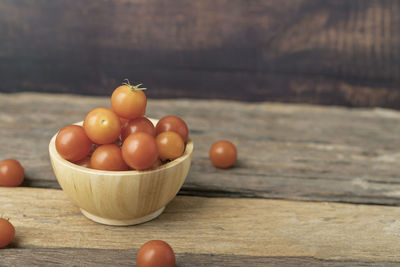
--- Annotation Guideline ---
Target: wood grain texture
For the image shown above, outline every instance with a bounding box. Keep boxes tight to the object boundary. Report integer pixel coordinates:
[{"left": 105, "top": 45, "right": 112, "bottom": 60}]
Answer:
[
  {"left": 0, "top": 0, "right": 400, "bottom": 107},
  {"left": 2, "top": 93, "right": 400, "bottom": 205},
  {"left": 1, "top": 187, "right": 400, "bottom": 263},
  {"left": 1, "top": 249, "right": 398, "bottom": 267}
]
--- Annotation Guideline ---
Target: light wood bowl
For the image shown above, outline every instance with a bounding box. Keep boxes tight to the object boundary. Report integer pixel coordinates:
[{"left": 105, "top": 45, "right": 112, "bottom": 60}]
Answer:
[{"left": 49, "top": 119, "right": 193, "bottom": 226}]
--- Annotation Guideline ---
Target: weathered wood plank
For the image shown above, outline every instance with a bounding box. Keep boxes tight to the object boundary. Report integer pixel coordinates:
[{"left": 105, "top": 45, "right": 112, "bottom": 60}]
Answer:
[
  {"left": 1, "top": 248, "right": 398, "bottom": 267},
  {"left": 2, "top": 93, "right": 400, "bottom": 205},
  {"left": 0, "top": 0, "right": 399, "bottom": 107},
  {"left": 1, "top": 187, "right": 400, "bottom": 263}
]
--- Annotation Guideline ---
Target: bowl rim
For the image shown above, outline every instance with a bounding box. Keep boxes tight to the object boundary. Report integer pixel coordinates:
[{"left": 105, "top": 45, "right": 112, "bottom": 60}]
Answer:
[{"left": 49, "top": 118, "right": 193, "bottom": 176}]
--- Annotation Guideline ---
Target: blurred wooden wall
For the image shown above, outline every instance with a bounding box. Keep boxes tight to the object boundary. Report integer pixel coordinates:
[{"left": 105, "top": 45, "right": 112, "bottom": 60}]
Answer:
[{"left": 0, "top": 0, "right": 399, "bottom": 107}]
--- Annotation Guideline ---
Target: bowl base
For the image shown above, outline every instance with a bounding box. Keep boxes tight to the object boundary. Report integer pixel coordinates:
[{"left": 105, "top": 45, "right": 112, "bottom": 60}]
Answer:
[{"left": 80, "top": 207, "right": 165, "bottom": 226}]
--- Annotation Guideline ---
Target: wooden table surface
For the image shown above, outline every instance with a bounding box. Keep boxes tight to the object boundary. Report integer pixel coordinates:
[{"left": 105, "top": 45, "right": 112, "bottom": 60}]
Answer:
[{"left": 1, "top": 92, "right": 400, "bottom": 266}]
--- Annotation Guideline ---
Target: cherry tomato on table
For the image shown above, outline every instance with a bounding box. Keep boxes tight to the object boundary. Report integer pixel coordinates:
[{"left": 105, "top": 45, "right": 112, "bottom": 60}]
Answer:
[
  {"left": 122, "top": 132, "right": 158, "bottom": 170},
  {"left": 84, "top": 107, "right": 121, "bottom": 144},
  {"left": 0, "top": 159, "right": 24, "bottom": 187},
  {"left": 156, "top": 131, "right": 184, "bottom": 161},
  {"left": 209, "top": 140, "right": 237, "bottom": 168},
  {"left": 111, "top": 81, "right": 147, "bottom": 120},
  {"left": 121, "top": 117, "right": 156, "bottom": 141},
  {"left": 155, "top": 116, "right": 189, "bottom": 142},
  {"left": 90, "top": 144, "right": 128, "bottom": 171},
  {"left": 0, "top": 218, "right": 15, "bottom": 248},
  {"left": 137, "top": 240, "right": 175, "bottom": 267}
]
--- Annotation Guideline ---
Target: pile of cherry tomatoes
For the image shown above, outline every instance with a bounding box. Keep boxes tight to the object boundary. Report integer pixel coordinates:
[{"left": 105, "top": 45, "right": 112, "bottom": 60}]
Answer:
[{"left": 55, "top": 80, "right": 189, "bottom": 171}]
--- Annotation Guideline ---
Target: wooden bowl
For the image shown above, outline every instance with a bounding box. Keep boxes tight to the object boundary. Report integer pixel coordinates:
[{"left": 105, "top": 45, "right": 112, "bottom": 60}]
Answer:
[{"left": 49, "top": 119, "right": 193, "bottom": 226}]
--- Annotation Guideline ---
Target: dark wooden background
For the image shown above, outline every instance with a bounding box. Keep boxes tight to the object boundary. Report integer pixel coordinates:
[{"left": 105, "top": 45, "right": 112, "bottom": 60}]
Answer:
[{"left": 1, "top": 0, "right": 399, "bottom": 107}]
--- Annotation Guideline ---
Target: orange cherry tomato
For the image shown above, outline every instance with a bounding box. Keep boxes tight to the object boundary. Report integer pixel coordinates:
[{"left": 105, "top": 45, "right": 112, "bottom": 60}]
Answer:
[
  {"left": 122, "top": 132, "right": 158, "bottom": 170},
  {"left": 111, "top": 81, "right": 147, "bottom": 119},
  {"left": 0, "top": 218, "right": 15, "bottom": 248},
  {"left": 155, "top": 116, "right": 189, "bottom": 142},
  {"left": 156, "top": 131, "right": 185, "bottom": 161},
  {"left": 90, "top": 144, "right": 128, "bottom": 171},
  {"left": 84, "top": 107, "right": 121, "bottom": 144},
  {"left": 121, "top": 117, "right": 156, "bottom": 141},
  {"left": 0, "top": 159, "right": 24, "bottom": 187},
  {"left": 56, "top": 125, "right": 92, "bottom": 162},
  {"left": 137, "top": 240, "right": 175, "bottom": 267},
  {"left": 209, "top": 140, "right": 237, "bottom": 168}
]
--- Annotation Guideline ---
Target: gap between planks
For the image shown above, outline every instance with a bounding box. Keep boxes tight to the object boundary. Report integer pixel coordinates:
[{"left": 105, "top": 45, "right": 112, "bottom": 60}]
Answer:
[{"left": 0, "top": 187, "right": 400, "bottom": 263}]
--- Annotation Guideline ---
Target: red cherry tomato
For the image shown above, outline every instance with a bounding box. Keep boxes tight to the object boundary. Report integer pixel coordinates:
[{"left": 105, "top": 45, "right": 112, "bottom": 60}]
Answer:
[
  {"left": 0, "top": 159, "right": 24, "bottom": 187},
  {"left": 56, "top": 125, "right": 92, "bottom": 162},
  {"left": 155, "top": 116, "right": 189, "bottom": 142},
  {"left": 111, "top": 81, "right": 147, "bottom": 119},
  {"left": 209, "top": 140, "right": 237, "bottom": 168},
  {"left": 90, "top": 144, "right": 128, "bottom": 171},
  {"left": 84, "top": 107, "right": 121, "bottom": 144},
  {"left": 137, "top": 240, "right": 175, "bottom": 267},
  {"left": 121, "top": 117, "right": 156, "bottom": 141},
  {"left": 0, "top": 218, "right": 15, "bottom": 248},
  {"left": 156, "top": 131, "right": 185, "bottom": 161},
  {"left": 121, "top": 132, "right": 158, "bottom": 170}
]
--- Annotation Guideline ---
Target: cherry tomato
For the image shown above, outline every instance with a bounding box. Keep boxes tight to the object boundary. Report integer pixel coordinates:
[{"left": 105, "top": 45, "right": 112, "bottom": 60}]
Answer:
[
  {"left": 0, "top": 159, "right": 24, "bottom": 187},
  {"left": 122, "top": 132, "right": 158, "bottom": 170},
  {"left": 84, "top": 107, "right": 121, "bottom": 144},
  {"left": 56, "top": 125, "right": 92, "bottom": 162},
  {"left": 209, "top": 140, "right": 237, "bottom": 168},
  {"left": 137, "top": 240, "right": 175, "bottom": 267},
  {"left": 155, "top": 116, "right": 189, "bottom": 142},
  {"left": 156, "top": 132, "right": 184, "bottom": 161},
  {"left": 121, "top": 117, "right": 156, "bottom": 141},
  {"left": 111, "top": 81, "right": 147, "bottom": 119},
  {"left": 90, "top": 144, "right": 128, "bottom": 171},
  {"left": 0, "top": 218, "right": 15, "bottom": 248}
]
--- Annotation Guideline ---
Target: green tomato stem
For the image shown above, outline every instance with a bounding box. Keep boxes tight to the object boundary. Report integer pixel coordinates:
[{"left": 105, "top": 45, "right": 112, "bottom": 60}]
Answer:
[{"left": 122, "top": 79, "right": 147, "bottom": 91}]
